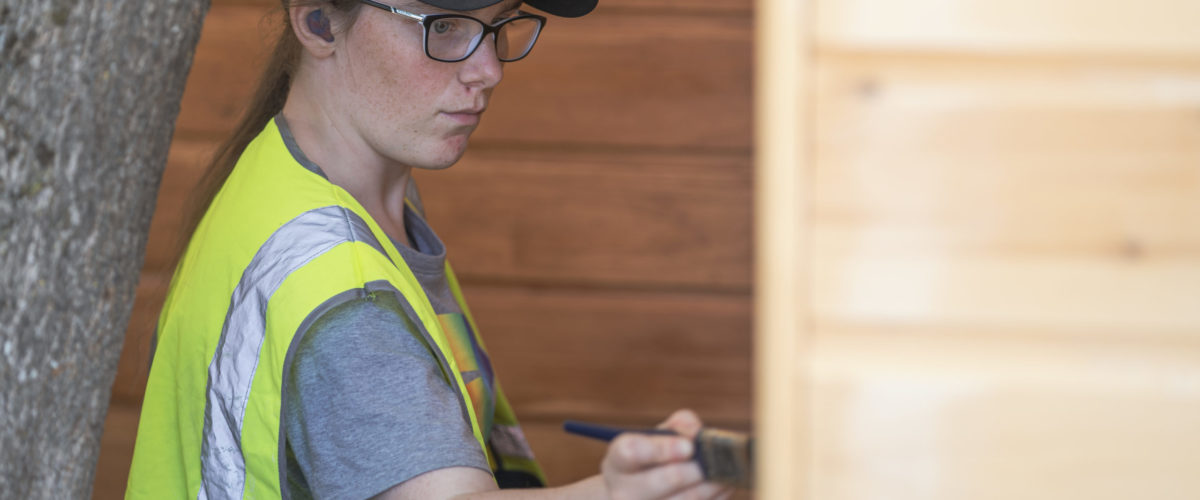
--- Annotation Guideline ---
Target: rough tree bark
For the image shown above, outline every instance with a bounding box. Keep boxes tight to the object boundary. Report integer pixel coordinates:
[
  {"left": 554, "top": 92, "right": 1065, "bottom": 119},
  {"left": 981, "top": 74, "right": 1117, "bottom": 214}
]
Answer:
[{"left": 0, "top": 0, "right": 209, "bottom": 497}]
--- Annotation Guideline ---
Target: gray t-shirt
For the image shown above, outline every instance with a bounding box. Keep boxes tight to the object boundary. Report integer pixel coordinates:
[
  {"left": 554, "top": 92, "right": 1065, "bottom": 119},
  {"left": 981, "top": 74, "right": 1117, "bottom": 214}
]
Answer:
[{"left": 277, "top": 117, "right": 488, "bottom": 499}]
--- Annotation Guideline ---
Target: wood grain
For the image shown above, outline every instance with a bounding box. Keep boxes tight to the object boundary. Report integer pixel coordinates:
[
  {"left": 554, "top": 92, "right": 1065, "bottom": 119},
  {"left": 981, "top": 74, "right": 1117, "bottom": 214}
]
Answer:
[
  {"left": 416, "top": 148, "right": 752, "bottom": 291},
  {"left": 477, "top": 10, "right": 751, "bottom": 150},
  {"left": 755, "top": 0, "right": 814, "bottom": 496},
  {"left": 809, "top": 327, "right": 1200, "bottom": 500},
  {"left": 175, "top": 4, "right": 282, "bottom": 140},
  {"left": 464, "top": 283, "right": 752, "bottom": 424},
  {"left": 92, "top": 403, "right": 139, "bottom": 500},
  {"left": 109, "top": 274, "right": 169, "bottom": 405},
  {"left": 758, "top": 0, "right": 1200, "bottom": 497},
  {"left": 817, "top": 0, "right": 1200, "bottom": 56},
  {"left": 140, "top": 140, "right": 217, "bottom": 275},
  {"left": 812, "top": 57, "right": 1200, "bottom": 334}
]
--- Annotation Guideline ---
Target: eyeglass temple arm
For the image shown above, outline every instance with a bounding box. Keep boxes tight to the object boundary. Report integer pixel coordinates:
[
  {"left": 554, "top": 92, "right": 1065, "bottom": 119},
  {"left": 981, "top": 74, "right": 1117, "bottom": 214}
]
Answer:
[{"left": 359, "top": 0, "right": 425, "bottom": 21}]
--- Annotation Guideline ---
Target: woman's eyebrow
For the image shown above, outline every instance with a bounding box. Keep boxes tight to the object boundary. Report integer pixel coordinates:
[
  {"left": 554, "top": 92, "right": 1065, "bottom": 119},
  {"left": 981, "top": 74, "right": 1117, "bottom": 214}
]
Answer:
[
  {"left": 393, "top": 1, "right": 524, "bottom": 19},
  {"left": 397, "top": 0, "right": 437, "bottom": 13},
  {"left": 495, "top": 1, "right": 524, "bottom": 16}
]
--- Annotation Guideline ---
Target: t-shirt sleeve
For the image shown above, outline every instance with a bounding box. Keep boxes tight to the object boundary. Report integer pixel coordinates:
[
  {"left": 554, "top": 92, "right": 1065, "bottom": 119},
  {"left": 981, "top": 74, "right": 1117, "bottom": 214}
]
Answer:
[{"left": 283, "top": 292, "right": 489, "bottom": 500}]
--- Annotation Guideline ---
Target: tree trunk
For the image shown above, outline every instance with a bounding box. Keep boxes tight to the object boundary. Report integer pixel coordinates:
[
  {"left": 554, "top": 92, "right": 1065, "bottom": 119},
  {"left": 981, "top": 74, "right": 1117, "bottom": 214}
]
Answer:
[{"left": 0, "top": 0, "right": 209, "bottom": 497}]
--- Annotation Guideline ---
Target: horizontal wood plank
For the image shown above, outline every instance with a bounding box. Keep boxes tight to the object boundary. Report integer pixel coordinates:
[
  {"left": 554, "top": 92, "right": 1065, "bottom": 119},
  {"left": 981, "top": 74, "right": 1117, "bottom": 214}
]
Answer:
[
  {"left": 416, "top": 149, "right": 752, "bottom": 290},
  {"left": 521, "top": 420, "right": 607, "bottom": 485},
  {"left": 110, "top": 274, "right": 169, "bottom": 405},
  {"left": 812, "top": 57, "right": 1200, "bottom": 333},
  {"left": 93, "top": 403, "right": 139, "bottom": 500},
  {"left": 477, "top": 10, "right": 751, "bottom": 149},
  {"left": 814, "top": 250, "right": 1200, "bottom": 335},
  {"left": 817, "top": 0, "right": 1200, "bottom": 56},
  {"left": 176, "top": 4, "right": 284, "bottom": 140},
  {"left": 442, "top": 284, "right": 752, "bottom": 423},
  {"left": 141, "top": 140, "right": 216, "bottom": 275},
  {"left": 176, "top": 5, "right": 753, "bottom": 150},
  {"left": 810, "top": 327, "right": 1200, "bottom": 500}
]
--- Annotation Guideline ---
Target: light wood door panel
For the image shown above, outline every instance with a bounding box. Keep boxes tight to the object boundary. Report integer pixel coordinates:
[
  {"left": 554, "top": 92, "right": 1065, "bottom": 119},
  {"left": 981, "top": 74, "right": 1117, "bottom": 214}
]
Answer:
[
  {"left": 816, "top": 0, "right": 1200, "bottom": 55},
  {"left": 813, "top": 58, "right": 1200, "bottom": 333},
  {"left": 810, "top": 329, "right": 1200, "bottom": 500},
  {"left": 761, "top": 0, "right": 1200, "bottom": 497}
]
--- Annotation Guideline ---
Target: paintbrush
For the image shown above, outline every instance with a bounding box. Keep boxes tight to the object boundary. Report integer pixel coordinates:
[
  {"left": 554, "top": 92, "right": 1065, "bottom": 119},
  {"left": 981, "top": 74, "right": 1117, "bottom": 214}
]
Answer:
[{"left": 563, "top": 420, "right": 754, "bottom": 489}]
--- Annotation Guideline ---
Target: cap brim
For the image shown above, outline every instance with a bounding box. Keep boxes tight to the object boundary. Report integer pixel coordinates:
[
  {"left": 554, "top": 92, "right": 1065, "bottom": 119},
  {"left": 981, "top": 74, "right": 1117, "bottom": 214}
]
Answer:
[
  {"left": 418, "top": 0, "right": 597, "bottom": 17},
  {"left": 524, "top": 0, "right": 597, "bottom": 17}
]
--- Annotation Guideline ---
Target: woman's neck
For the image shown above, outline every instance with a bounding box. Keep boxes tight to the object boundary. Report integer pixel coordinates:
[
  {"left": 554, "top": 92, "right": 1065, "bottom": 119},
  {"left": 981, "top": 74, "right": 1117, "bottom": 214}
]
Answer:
[{"left": 280, "top": 85, "right": 413, "bottom": 248}]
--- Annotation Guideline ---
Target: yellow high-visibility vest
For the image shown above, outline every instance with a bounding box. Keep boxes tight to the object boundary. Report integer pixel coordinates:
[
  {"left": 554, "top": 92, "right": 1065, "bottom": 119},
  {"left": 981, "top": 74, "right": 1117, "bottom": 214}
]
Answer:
[{"left": 126, "top": 119, "right": 543, "bottom": 499}]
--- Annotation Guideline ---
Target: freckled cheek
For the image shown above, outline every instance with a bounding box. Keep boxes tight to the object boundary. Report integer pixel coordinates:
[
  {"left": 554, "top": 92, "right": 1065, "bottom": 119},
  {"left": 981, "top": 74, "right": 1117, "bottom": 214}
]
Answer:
[
  {"left": 345, "top": 33, "right": 458, "bottom": 134},
  {"left": 368, "top": 58, "right": 449, "bottom": 115},
  {"left": 353, "top": 69, "right": 424, "bottom": 127}
]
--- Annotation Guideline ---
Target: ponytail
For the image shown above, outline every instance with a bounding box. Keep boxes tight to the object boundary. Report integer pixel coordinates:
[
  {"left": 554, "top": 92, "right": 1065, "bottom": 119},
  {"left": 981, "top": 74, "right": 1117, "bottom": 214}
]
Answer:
[{"left": 170, "top": 0, "right": 359, "bottom": 270}]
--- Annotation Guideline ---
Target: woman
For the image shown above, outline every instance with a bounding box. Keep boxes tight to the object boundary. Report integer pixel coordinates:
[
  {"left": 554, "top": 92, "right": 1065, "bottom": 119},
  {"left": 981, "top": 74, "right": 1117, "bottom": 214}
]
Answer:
[{"left": 126, "top": 0, "right": 731, "bottom": 499}]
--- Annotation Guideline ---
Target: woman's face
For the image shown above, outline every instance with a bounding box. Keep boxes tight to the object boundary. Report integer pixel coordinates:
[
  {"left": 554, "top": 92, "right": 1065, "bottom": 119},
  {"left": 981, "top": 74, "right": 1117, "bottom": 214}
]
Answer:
[{"left": 332, "top": 0, "right": 521, "bottom": 170}]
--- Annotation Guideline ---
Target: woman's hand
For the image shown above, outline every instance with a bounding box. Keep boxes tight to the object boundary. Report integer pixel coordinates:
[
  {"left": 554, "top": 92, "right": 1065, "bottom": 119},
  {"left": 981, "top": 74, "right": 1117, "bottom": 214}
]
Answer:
[{"left": 599, "top": 409, "right": 733, "bottom": 500}]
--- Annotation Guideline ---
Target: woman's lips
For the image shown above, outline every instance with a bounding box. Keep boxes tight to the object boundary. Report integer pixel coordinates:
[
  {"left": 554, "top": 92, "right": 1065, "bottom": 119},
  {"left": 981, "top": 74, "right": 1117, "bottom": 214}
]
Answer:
[{"left": 442, "top": 107, "right": 485, "bottom": 126}]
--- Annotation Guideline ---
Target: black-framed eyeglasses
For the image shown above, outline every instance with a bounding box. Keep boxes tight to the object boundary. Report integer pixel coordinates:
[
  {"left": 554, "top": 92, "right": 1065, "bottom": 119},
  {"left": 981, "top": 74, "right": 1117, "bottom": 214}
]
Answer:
[{"left": 359, "top": 0, "right": 546, "bottom": 63}]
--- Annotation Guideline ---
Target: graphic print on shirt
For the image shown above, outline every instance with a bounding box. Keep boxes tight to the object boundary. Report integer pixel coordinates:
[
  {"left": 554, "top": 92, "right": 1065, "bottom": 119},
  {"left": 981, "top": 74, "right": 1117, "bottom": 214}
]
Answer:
[{"left": 438, "top": 312, "right": 496, "bottom": 441}]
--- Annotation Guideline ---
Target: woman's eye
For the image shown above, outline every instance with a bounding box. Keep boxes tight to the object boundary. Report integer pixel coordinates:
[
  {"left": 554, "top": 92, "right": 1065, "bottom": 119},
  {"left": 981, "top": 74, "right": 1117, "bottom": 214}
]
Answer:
[{"left": 431, "top": 20, "right": 454, "bottom": 34}]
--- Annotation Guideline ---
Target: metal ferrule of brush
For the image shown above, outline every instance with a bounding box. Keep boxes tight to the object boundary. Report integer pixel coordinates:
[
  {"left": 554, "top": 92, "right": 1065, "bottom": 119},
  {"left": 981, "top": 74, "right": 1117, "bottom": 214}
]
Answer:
[{"left": 693, "top": 427, "right": 754, "bottom": 489}]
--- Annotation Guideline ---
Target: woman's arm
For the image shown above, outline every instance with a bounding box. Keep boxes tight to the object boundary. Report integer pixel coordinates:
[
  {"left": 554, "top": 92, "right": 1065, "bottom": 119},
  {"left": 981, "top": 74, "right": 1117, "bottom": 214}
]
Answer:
[{"left": 376, "top": 411, "right": 733, "bottom": 500}]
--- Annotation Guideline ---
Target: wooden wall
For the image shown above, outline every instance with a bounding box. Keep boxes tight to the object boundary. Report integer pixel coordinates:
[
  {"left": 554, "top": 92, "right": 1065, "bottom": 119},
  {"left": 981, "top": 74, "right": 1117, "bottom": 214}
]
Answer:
[
  {"left": 758, "top": 0, "right": 1200, "bottom": 498},
  {"left": 93, "top": 0, "right": 754, "bottom": 498}
]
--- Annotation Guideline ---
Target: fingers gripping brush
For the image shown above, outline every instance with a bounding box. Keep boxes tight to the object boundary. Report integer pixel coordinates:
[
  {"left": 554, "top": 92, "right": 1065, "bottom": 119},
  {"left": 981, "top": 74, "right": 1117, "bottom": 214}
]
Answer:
[{"left": 563, "top": 420, "right": 754, "bottom": 489}]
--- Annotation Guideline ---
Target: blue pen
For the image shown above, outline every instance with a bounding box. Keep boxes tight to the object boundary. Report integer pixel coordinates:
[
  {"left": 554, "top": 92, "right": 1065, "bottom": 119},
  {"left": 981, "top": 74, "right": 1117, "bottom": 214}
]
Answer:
[
  {"left": 562, "top": 420, "right": 679, "bottom": 442},
  {"left": 563, "top": 419, "right": 755, "bottom": 489}
]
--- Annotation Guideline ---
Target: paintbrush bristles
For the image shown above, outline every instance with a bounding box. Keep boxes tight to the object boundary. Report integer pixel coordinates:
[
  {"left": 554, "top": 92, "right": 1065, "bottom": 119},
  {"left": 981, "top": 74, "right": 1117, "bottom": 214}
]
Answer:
[{"left": 694, "top": 428, "right": 754, "bottom": 489}]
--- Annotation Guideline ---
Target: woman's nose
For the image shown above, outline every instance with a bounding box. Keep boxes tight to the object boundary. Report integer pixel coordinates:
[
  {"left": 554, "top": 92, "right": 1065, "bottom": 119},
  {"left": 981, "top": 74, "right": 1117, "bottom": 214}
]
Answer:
[{"left": 459, "top": 34, "right": 504, "bottom": 89}]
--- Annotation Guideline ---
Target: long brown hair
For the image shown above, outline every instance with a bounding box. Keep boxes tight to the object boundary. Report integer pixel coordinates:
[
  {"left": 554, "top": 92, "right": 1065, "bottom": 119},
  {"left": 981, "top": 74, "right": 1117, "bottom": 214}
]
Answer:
[{"left": 171, "top": 0, "right": 361, "bottom": 268}]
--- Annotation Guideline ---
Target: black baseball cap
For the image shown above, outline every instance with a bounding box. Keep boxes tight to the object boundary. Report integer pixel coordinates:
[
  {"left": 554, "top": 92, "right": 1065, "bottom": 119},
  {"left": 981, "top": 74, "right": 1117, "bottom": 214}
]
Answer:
[{"left": 420, "top": 0, "right": 597, "bottom": 17}]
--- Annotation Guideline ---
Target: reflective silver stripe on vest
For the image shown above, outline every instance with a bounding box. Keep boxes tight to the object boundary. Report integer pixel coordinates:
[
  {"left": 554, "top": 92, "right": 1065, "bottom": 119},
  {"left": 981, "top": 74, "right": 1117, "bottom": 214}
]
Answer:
[
  {"left": 198, "top": 206, "right": 386, "bottom": 500},
  {"left": 491, "top": 424, "right": 536, "bottom": 461}
]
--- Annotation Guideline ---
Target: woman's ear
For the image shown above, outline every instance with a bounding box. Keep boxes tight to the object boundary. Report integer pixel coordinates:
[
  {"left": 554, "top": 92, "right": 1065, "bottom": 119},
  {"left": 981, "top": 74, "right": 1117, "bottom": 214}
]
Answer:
[{"left": 290, "top": 5, "right": 337, "bottom": 58}]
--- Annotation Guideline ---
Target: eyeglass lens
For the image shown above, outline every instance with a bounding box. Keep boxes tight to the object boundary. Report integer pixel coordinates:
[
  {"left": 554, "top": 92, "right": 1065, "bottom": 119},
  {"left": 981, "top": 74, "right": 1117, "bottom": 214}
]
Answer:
[{"left": 426, "top": 16, "right": 541, "bottom": 62}]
